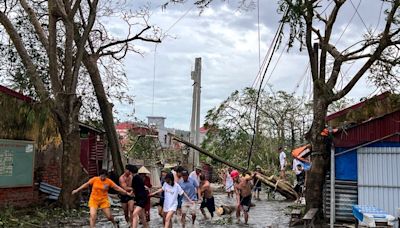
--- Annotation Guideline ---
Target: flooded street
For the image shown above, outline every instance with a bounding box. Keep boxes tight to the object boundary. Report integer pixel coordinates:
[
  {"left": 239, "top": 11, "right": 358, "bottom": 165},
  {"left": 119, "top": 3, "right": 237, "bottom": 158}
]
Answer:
[{"left": 66, "top": 192, "right": 292, "bottom": 228}]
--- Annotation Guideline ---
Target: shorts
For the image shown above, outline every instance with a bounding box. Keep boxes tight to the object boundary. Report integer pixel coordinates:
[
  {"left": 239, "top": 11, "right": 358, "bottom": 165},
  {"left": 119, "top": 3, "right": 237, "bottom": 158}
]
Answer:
[
  {"left": 240, "top": 195, "right": 252, "bottom": 212},
  {"left": 294, "top": 184, "right": 304, "bottom": 194},
  {"left": 177, "top": 195, "right": 183, "bottom": 209},
  {"left": 88, "top": 197, "right": 110, "bottom": 209},
  {"left": 181, "top": 202, "right": 197, "bottom": 214},
  {"left": 135, "top": 196, "right": 146, "bottom": 208},
  {"left": 253, "top": 186, "right": 262, "bottom": 192},
  {"left": 120, "top": 194, "right": 134, "bottom": 203},
  {"left": 158, "top": 197, "right": 164, "bottom": 207},
  {"left": 200, "top": 197, "right": 215, "bottom": 215},
  {"left": 225, "top": 185, "right": 234, "bottom": 192}
]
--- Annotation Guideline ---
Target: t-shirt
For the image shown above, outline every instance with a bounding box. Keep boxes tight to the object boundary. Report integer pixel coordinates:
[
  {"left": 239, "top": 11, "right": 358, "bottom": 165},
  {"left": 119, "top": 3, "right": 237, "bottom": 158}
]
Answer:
[
  {"left": 89, "top": 177, "right": 116, "bottom": 201},
  {"left": 162, "top": 182, "right": 184, "bottom": 212},
  {"left": 179, "top": 177, "right": 198, "bottom": 202},
  {"left": 279, "top": 151, "right": 287, "bottom": 168},
  {"left": 189, "top": 171, "right": 200, "bottom": 186},
  {"left": 296, "top": 170, "right": 305, "bottom": 185},
  {"left": 131, "top": 174, "right": 147, "bottom": 199},
  {"left": 292, "top": 159, "right": 302, "bottom": 174}
]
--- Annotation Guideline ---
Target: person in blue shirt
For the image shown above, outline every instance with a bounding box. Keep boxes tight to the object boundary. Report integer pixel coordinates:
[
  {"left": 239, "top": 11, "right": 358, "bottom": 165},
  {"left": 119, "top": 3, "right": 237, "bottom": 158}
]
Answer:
[{"left": 179, "top": 170, "right": 200, "bottom": 227}]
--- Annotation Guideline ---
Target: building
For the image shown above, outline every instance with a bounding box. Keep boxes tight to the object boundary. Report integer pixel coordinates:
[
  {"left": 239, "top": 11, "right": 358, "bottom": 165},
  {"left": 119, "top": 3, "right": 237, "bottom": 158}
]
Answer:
[
  {"left": 323, "top": 93, "right": 400, "bottom": 224},
  {"left": 0, "top": 85, "right": 108, "bottom": 206}
]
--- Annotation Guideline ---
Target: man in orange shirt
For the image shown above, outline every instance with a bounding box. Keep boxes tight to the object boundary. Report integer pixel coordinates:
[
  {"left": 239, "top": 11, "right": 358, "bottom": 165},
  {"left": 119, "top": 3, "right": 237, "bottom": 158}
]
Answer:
[{"left": 72, "top": 169, "right": 132, "bottom": 228}]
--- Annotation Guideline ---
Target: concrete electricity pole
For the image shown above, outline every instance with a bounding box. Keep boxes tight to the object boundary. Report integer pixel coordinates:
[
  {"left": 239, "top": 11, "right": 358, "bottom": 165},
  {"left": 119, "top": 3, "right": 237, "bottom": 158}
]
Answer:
[{"left": 190, "top": 57, "right": 201, "bottom": 169}]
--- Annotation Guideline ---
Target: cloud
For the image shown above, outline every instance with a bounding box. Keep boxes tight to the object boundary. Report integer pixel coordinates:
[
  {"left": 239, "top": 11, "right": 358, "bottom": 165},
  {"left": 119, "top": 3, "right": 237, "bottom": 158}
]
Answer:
[{"left": 109, "top": 0, "right": 387, "bottom": 130}]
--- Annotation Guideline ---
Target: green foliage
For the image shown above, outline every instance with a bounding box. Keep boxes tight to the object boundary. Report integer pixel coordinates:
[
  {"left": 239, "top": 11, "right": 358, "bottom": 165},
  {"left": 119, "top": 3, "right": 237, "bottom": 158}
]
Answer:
[
  {"left": 126, "top": 133, "right": 159, "bottom": 161},
  {"left": 202, "top": 87, "right": 312, "bottom": 171},
  {"left": 0, "top": 205, "right": 85, "bottom": 227}
]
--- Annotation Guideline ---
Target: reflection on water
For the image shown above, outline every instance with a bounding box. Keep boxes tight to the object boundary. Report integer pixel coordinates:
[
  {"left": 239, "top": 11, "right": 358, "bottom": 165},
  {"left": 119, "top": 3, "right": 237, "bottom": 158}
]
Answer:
[{"left": 69, "top": 192, "right": 291, "bottom": 228}]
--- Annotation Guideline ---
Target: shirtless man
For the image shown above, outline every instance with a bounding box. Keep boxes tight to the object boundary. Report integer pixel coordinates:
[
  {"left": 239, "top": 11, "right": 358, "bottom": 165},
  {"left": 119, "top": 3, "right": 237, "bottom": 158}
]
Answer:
[
  {"left": 199, "top": 175, "right": 215, "bottom": 219},
  {"left": 232, "top": 170, "right": 253, "bottom": 224},
  {"left": 119, "top": 164, "right": 135, "bottom": 223}
]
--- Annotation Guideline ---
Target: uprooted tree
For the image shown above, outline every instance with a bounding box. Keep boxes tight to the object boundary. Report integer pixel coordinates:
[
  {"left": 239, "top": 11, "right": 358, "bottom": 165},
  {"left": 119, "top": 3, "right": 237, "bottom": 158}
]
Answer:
[{"left": 0, "top": 0, "right": 159, "bottom": 208}]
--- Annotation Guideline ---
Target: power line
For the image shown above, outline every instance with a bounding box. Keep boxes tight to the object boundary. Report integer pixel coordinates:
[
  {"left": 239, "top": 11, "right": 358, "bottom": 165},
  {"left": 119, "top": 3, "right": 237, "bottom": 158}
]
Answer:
[
  {"left": 151, "top": 5, "right": 195, "bottom": 115},
  {"left": 246, "top": 9, "right": 288, "bottom": 170},
  {"left": 257, "top": 0, "right": 261, "bottom": 69},
  {"left": 349, "top": 0, "right": 369, "bottom": 32},
  {"left": 152, "top": 44, "right": 158, "bottom": 115}
]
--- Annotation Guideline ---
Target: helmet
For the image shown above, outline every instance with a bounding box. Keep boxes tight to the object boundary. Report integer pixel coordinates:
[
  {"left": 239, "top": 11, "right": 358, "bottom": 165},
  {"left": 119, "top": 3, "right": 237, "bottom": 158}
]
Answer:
[{"left": 230, "top": 170, "right": 239, "bottom": 178}]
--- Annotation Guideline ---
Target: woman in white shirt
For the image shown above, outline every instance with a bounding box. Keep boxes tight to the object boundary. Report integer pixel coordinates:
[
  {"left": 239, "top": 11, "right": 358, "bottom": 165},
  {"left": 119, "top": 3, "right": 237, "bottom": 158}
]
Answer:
[{"left": 150, "top": 172, "right": 194, "bottom": 228}]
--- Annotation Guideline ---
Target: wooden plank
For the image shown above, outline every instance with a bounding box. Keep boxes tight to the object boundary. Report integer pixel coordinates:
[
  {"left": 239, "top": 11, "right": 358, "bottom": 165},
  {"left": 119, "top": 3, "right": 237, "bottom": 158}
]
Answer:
[
  {"left": 291, "top": 209, "right": 301, "bottom": 215},
  {"left": 303, "top": 208, "right": 318, "bottom": 220}
]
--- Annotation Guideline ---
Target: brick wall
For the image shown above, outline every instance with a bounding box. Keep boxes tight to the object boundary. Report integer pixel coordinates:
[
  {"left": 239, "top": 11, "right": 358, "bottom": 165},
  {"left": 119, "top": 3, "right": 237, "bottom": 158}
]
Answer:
[{"left": 0, "top": 186, "right": 38, "bottom": 207}]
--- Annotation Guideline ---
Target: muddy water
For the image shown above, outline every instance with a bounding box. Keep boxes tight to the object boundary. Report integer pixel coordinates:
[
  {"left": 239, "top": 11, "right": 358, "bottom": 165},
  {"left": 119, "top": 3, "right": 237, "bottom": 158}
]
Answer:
[{"left": 67, "top": 192, "right": 291, "bottom": 228}]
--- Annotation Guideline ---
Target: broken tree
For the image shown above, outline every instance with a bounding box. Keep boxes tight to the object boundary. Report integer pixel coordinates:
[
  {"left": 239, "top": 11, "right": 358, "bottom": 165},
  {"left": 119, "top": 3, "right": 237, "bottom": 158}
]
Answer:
[{"left": 173, "top": 136, "right": 298, "bottom": 200}]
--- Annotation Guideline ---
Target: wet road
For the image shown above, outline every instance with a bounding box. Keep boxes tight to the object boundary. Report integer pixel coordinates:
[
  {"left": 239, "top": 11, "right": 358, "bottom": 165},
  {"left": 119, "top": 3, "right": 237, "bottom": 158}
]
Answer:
[{"left": 67, "top": 192, "right": 291, "bottom": 228}]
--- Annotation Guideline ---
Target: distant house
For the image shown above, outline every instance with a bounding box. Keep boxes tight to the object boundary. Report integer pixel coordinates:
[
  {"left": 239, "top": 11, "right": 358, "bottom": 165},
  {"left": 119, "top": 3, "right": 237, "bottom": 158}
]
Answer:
[
  {"left": 323, "top": 93, "right": 400, "bottom": 223},
  {"left": 0, "top": 85, "right": 108, "bottom": 207},
  {"left": 115, "top": 121, "right": 158, "bottom": 152}
]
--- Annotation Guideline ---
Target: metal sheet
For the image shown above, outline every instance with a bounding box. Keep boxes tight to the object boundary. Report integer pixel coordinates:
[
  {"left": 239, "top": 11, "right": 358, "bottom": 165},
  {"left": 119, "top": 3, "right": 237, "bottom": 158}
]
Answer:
[
  {"left": 358, "top": 147, "right": 400, "bottom": 226},
  {"left": 323, "top": 178, "right": 358, "bottom": 221}
]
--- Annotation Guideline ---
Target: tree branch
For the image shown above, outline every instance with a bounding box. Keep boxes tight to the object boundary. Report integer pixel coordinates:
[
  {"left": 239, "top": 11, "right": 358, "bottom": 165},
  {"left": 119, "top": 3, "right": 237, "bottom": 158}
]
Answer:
[
  {"left": 332, "top": 0, "right": 400, "bottom": 101},
  {"left": 20, "top": 0, "right": 49, "bottom": 53},
  {"left": 71, "top": 0, "right": 98, "bottom": 92},
  {"left": 319, "top": 0, "right": 345, "bottom": 82},
  {"left": 48, "top": 1, "right": 63, "bottom": 95},
  {"left": 0, "top": 10, "right": 49, "bottom": 101},
  {"left": 96, "top": 25, "right": 161, "bottom": 55}
]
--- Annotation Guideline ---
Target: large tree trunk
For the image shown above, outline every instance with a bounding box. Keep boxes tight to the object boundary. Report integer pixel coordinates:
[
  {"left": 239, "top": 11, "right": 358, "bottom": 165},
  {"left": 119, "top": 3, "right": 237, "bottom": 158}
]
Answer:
[
  {"left": 305, "top": 89, "right": 329, "bottom": 209},
  {"left": 83, "top": 54, "right": 124, "bottom": 175},
  {"left": 57, "top": 106, "right": 82, "bottom": 209}
]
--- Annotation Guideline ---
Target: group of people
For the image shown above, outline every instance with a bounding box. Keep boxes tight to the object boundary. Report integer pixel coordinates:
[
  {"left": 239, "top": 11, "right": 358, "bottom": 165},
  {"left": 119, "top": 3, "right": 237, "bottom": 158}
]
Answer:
[
  {"left": 71, "top": 147, "right": 307, "bottom": 227},
  {"left": 71, "top": 164, "right": 216, "bottom": 228}
]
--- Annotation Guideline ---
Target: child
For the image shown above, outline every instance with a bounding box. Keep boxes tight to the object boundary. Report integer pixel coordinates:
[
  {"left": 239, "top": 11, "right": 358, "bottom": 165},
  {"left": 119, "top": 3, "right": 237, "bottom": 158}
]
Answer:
[{"left": 150, "top": 172, "right": 194, "bottom": 228}]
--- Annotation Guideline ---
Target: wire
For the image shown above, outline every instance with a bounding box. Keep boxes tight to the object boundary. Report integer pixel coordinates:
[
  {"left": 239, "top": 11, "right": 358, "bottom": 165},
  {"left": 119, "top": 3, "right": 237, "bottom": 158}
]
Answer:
[
  {"left": 246, "top": 9, "right": 289, "bottom": 170},
  {"left": 152, "top": 44, "right": 158, "bottom": 115},
  {"left": 151, "top": 4, "right": 195, "bottom": 115},
  {"left": 257, "top": 0, "right": 261, "bottom": 69},
  {"left": 164, "top": 5, "right": 195, "bottom": 37},
  {"left": 349, "top": 0, "right": 369, "bottom": 32}
]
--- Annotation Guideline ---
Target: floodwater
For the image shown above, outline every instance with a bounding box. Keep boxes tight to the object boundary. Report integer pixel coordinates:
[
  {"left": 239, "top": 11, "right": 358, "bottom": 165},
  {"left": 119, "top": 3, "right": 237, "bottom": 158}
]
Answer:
[{"left": 65, "top": 192, "right": 292, "bottom": 228}]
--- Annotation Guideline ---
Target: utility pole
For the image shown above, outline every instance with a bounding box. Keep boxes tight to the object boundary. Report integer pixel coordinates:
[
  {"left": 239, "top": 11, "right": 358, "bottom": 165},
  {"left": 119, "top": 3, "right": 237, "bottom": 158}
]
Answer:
[{"left": 190, "top": 57, "right": 201, "bottom": 169}]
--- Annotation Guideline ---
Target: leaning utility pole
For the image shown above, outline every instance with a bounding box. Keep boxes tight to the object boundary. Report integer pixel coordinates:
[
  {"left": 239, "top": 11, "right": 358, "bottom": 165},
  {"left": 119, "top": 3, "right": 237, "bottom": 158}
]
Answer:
[{"left": 190, "top": 57, "right": 201, "bottom": 169}]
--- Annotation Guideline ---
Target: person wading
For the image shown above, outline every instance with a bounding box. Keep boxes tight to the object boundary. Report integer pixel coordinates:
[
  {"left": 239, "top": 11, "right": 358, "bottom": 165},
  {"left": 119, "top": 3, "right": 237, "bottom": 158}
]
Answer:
[
  {"left": 252, "top": 166, "right": 262, "bottom": 200},
  {"left": 158, "top": 167, "right": 170, "bottom": 219},
  {"left": 189, "top": 166, "right": 202, "bottom": 186},
  {"left": 72, "top": 169, "right": 132, "bottom": 228},
  {"left": 199, "top": 174, "right": 215, "bottom": 219},
  {"left": 119, "top": 164, "right": 135, "bottom": 223},
  {"left": 138, "top": 166, "right": 152, "bottom": 222},
  {"left": 149, "top": 172, "right": 194, "bottom": 228},
  {"left": 128, "top": 165, "right": 148, "bottom": 228},
  {"left": 232, "top": 170, "right": 253, "bottom": 225},
  {"left": 223, "top": 168, "right": 234, "bottom": 198},
  {"left": 179, "top": 170, "right": 200, "bottom": 227}
]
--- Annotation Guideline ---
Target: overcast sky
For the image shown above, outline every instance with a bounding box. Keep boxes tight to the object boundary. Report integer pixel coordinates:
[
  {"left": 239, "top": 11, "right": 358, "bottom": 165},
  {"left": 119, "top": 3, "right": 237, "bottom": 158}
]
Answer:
[{"left": 109, "top": 0, "right": 387, "bottom": 130}]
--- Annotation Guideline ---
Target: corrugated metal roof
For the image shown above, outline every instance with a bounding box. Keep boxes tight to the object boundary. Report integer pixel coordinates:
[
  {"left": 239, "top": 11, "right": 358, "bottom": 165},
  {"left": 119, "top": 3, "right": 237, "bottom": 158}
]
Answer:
[
  {"left": 326, "top": 92, "right": 390, "bottom": 121},
  {"left": 358, "top": 147, "right": 400, "bottom": 224},
  {"left": 333, "top": 110, "right": 400, "bottom": 148}
]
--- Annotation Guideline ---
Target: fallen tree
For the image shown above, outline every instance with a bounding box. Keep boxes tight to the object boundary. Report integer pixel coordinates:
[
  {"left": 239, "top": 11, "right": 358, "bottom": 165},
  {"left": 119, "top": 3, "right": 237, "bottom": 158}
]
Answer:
[{"left": 173, "top": 136, "right": 298, "bottom": 200}]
